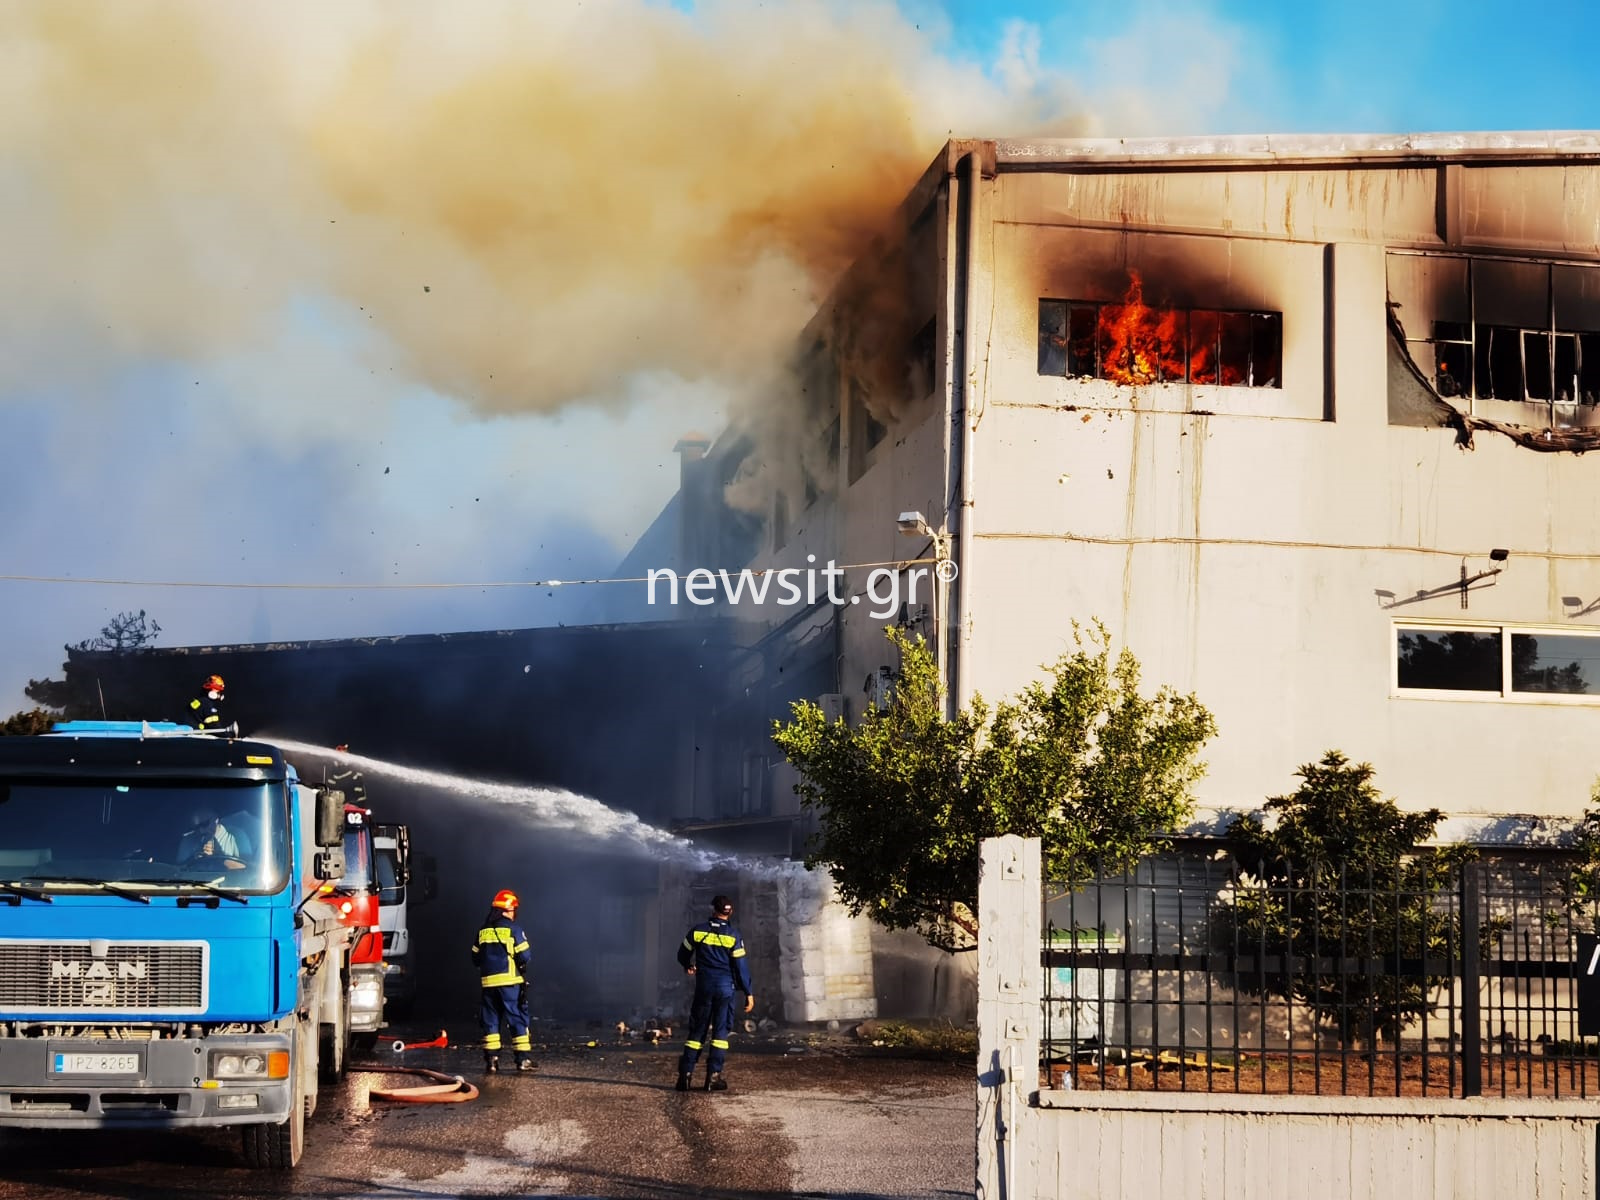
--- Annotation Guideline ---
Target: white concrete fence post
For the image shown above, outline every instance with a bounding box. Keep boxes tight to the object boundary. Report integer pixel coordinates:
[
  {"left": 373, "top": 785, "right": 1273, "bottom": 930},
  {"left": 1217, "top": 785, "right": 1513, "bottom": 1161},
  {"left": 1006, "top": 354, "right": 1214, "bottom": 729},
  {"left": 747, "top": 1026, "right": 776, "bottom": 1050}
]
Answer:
[{"left": 976, "top": 834, "right": 1042, "bottom": 1200}]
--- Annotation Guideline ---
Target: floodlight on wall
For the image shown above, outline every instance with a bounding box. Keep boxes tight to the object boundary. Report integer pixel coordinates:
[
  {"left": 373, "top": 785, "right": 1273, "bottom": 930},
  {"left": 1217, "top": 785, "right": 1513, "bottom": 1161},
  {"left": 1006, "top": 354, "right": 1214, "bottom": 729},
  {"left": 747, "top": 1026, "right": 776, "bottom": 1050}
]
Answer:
[
  {"left": 1490, "top": 548, "right": 1510, "bottom": 563},
  {"left": 897, "top": 510, "right": 931, "bottom": 537}
]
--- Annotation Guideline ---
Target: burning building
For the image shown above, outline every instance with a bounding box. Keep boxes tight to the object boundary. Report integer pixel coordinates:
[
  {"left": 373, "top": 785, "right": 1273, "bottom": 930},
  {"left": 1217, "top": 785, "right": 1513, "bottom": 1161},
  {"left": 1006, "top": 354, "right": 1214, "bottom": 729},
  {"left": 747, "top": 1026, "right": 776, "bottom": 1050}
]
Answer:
[{"left": 627, "top": 132, "right": 1600, "bottom": 1018}]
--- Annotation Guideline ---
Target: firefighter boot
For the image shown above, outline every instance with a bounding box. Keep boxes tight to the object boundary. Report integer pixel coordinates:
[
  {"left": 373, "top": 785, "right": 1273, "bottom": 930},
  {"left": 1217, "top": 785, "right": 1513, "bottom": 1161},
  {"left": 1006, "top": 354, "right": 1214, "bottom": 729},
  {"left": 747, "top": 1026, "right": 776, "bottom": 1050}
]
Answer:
[
  {"left": 706, "top": 1071, "right": 727, "bottom": 1092},
  {"left": 516, "top": 1057, "right": 537, "bottom": 1073},
  {"left": 484, "top": 1054, "right": 500, "bottom": 1074},
  {"left": 675, "top": 1071, "right": 690, "bottom": 1092}
]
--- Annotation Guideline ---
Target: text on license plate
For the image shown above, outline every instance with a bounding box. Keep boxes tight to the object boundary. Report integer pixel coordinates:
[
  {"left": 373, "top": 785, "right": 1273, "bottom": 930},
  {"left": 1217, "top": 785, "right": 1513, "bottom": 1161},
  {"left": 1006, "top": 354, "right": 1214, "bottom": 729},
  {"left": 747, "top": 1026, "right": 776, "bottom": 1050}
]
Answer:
[{"left": 53, "top": 1053, "right": 138, "bottom": 1074}]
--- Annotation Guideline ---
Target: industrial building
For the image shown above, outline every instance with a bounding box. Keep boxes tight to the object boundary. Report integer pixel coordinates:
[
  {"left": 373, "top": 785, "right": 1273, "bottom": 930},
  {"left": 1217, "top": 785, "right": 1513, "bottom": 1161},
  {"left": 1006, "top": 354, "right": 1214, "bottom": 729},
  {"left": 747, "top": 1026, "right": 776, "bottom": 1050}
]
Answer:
[{"left": 648, "top": 132, "right": 1600, "bottom": 844}]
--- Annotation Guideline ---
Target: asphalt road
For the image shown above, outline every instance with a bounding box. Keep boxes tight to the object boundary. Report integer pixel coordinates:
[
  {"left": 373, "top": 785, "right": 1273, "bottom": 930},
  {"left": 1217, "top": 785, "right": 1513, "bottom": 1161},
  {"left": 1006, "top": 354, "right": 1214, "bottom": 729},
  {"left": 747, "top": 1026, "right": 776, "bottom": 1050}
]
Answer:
[{"left": 0, "top": 1029, "right": 976, "bottom": 1199}]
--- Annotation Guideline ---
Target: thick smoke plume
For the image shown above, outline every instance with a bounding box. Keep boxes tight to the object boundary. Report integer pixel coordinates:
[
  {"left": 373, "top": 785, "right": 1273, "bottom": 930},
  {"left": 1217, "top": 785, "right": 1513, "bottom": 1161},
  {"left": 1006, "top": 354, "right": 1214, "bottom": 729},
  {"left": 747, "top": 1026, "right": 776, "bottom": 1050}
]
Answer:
[{"left": 0, "top": 0, "right": 1088, "bottom": 414}]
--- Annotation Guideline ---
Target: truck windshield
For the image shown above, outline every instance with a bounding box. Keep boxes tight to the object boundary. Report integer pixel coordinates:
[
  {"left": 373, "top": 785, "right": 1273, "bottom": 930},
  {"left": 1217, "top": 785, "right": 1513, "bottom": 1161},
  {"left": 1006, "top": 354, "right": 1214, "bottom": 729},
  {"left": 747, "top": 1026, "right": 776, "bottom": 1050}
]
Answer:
[
  {"left": 338, "top": 825, "right": 372, "bottom": 892},
  {"left": 0, "top": 779, "right": 289, "bottom": 895}
]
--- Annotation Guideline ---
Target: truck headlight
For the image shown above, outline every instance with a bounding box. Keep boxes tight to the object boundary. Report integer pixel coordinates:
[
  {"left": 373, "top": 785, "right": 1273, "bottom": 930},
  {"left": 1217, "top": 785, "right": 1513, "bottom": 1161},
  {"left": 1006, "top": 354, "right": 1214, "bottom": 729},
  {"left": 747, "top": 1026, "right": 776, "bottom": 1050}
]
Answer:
[
  {"left": 351, "top": 979, "right": 383, "bottom": 1009},
  {"left": 210, "top": 1050, "right": 274, "bottom": 1079}
]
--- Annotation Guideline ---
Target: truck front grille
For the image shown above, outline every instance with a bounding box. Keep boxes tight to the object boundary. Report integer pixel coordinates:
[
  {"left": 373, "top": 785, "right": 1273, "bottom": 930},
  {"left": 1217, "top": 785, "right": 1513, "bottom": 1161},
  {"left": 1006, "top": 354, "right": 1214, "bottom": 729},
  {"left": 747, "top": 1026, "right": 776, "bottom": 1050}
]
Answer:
[{"left": 0, "top": 941, "right": 207, "bottom": 1014}]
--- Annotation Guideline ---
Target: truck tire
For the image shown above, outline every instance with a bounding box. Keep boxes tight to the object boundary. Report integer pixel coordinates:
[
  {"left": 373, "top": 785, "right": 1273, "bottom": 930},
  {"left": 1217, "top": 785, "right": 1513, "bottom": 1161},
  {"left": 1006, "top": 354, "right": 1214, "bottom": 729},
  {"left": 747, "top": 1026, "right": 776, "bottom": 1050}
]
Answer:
[
  {"left": 320, "top": 984, "right": 348, "bottom": 1083},
  {"left": 240, "top": 1078, "right": 305, "bottom": 1169}
]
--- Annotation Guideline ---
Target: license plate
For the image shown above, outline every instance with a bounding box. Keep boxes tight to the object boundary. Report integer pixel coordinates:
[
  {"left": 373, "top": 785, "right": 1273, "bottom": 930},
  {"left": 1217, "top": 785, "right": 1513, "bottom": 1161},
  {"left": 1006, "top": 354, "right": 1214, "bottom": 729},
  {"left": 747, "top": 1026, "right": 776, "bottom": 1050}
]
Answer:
[{"left": 53, "top": 1053, "right": 139, "bottom": 1074}]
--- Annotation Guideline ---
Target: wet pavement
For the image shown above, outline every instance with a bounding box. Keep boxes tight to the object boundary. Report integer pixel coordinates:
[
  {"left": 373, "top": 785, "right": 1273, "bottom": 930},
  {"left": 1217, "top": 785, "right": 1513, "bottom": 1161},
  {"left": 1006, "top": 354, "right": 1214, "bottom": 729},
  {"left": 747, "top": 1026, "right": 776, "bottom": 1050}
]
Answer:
[{"left": 0, "top": 1024, "right": 976, "bottom": 1199}]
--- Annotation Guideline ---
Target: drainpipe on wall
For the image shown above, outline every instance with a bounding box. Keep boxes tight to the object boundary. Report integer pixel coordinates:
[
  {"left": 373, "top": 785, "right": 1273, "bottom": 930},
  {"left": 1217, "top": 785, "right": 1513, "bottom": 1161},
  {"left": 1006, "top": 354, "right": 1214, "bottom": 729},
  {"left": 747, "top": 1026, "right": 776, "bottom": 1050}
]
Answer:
[{"left": 946, "top": 149, "right": 981, "bottom": 719}]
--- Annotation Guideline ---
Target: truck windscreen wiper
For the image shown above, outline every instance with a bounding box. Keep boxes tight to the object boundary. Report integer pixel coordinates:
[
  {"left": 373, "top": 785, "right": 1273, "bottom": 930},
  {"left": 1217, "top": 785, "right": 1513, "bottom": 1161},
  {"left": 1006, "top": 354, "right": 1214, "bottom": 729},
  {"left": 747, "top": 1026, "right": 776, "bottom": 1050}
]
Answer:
[
  {"left": 28, "top": 876, "right": 152, "bottom": 904},
  {"left": 0, "top": 880, "right": 51, "bottom": 902},
  {"left": 140, "top": 877, "right": 250, "bottom": 905},
  {"left": 178, "top": 882, "right": 248, "bottom": 905}
]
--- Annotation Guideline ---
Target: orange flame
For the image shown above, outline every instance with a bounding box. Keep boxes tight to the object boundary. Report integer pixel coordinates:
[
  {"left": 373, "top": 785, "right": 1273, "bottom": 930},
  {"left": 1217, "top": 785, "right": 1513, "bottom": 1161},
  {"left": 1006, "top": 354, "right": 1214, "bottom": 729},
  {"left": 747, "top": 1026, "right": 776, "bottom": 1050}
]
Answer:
[{"left": 1091, "top": 272, "right": 1248, "bottom": 387}]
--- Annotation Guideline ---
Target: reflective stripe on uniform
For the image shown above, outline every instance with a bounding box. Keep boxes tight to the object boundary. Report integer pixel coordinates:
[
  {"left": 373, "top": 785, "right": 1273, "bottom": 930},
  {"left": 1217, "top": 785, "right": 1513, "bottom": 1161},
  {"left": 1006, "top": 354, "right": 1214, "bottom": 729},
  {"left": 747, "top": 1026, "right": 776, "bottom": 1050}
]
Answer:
[
  {"left": 481, "top": 970, "right": 522, "bottom": 987},
  {"left": 512, "top": 1034, "right": 531, "bottom": 1050},
  {"left": 479, "top": 926, "right": 514, "bottom": 947},
  {"left": 684, "top": 1039, "right": 702, "bottom": 1050},
  {"left": 692, "top": 931, "right": 737, "bottom": 948},
  {"left": 711, "top": 1039, "right": 730, "bottom": 1049},
  {"left": 483, "top": 1033, "right": 502, "bottom": 1050},
  {"left": 731, "top": 947, "right": 746, "bottom": 957}
]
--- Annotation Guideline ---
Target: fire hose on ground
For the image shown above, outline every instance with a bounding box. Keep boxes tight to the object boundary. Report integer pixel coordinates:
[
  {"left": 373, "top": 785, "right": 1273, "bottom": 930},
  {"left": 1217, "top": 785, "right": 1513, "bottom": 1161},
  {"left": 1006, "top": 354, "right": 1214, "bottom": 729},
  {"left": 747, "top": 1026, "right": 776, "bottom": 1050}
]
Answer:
[{"left": 351, "top": 1031, "right": 481, "bottom": 1103}]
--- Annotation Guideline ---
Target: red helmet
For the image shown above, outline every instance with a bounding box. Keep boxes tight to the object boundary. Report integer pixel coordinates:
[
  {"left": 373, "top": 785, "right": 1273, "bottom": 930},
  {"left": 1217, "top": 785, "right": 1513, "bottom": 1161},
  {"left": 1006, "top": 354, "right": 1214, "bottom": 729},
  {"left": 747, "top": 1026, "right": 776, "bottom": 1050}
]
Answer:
[
  {"left": 491, "top": 889, "right": 519, "bottom": 912},
  {"left": 203, "top": 674, "right": 225, "bottom": 692}
]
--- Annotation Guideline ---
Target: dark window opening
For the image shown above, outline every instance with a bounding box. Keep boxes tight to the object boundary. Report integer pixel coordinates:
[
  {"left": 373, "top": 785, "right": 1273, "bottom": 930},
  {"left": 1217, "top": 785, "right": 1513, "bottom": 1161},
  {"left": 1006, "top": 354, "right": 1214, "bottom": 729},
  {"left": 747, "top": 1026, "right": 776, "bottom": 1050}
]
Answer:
[
  {"left": 864, "top": 411, "right": 888, "bottom": 450},
  {"left": 1411, "top": 259, "right": 1600, "bottom": 407},
  {"left": 909, "top": 317, "right": 937, "bottom": 400},
  {"left": 1511, "top": 634, "right": 1596, "bottom": 695},
  {"left": 1039, "top": 296, "right": 1282, "bottom": 388},
  {"left": 1396, "top": 628, "right": 1502, "bottom": 692}
]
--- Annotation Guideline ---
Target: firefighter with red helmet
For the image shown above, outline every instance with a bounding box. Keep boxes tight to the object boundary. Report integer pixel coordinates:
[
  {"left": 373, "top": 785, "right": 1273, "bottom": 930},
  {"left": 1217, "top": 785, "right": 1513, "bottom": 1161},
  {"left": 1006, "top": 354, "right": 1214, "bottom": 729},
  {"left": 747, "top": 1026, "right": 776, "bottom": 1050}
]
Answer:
[
  {"left": 471, "top": 888, "right": 535, "bottom": 1073},
  {"left": 187, "top": 674, "right": 227, "bottom": 732}
]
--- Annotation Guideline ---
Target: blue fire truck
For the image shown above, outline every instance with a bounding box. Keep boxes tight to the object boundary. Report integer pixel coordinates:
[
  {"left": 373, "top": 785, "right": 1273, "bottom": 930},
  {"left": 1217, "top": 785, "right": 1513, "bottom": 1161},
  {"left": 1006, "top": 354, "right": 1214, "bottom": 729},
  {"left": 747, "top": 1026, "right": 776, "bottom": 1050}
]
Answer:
[{"left": 0, "top": 721, "right": 356, "bottom": 1168}]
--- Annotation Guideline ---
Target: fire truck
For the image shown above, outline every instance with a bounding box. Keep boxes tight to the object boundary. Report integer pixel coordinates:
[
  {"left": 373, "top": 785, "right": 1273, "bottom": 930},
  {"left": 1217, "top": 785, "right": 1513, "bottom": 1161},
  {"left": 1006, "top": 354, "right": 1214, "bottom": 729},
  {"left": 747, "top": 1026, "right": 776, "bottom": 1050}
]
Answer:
[
  {"left": 0, "top": 721, "right": 355, "bottom": 1169},
  {"left": 328, "top": 802, "right": 385, "bottom": 1055}
]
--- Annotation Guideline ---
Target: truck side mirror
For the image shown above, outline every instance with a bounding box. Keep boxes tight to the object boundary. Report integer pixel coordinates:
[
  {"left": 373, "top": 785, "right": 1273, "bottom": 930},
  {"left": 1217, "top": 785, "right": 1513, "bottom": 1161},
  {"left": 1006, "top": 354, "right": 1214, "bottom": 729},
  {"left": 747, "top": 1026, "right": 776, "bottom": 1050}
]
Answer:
[
  {"left": 315, "top": 789, "right": 345, "bottom": 848},
  {"left": 314, "top": 845, "right": 346, "bottom": 882}
]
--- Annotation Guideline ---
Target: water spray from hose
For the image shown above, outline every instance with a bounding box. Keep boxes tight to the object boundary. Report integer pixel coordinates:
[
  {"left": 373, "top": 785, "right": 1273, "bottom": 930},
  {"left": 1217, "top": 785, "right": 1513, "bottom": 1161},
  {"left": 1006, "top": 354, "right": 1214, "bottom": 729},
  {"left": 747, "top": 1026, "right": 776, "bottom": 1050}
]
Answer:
[{"left": 266, "top": 735, "right": 804, "bottom": 881}]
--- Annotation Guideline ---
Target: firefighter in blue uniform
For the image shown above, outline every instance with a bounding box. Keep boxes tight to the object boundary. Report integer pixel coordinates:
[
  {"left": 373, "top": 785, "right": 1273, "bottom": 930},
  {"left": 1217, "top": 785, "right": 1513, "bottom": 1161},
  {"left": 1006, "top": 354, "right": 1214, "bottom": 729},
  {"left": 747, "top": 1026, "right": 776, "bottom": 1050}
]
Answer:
[
  {"left": 471, "top": 889, "right": 536, "bottom": 1073},
  {"left": 676, "top": 894, "right": 754, "bottom": 1092}
]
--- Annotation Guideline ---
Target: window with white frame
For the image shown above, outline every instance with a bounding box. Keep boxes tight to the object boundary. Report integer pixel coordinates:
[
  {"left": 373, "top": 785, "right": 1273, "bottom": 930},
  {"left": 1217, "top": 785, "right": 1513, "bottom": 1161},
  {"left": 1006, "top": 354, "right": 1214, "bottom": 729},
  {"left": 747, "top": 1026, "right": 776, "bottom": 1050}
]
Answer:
[{"left": 1394, "top": 624, "right": 1600, "bottom": 698}]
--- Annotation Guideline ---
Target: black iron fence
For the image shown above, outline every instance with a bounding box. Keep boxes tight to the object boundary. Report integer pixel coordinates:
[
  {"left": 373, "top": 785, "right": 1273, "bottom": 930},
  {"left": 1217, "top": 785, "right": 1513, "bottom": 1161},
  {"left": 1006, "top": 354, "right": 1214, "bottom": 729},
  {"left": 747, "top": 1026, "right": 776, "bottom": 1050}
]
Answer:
[{"left": 1042, "top": 853, "right": 1600, "bottom": 1098}]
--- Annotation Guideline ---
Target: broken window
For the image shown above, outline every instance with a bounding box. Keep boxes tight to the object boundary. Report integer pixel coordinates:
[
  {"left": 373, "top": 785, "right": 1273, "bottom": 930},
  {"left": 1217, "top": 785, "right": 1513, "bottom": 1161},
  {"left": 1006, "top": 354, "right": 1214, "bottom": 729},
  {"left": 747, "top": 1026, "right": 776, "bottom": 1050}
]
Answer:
[
  {"left": 1395, "top": 624, "right": 1600, "bottom": 698},
  {"left": 1391, "top": 255, "right": 1600, "bottom": 409},
  {"left": 1038, "top": 292, "right": 1282, "bottom": 388}
]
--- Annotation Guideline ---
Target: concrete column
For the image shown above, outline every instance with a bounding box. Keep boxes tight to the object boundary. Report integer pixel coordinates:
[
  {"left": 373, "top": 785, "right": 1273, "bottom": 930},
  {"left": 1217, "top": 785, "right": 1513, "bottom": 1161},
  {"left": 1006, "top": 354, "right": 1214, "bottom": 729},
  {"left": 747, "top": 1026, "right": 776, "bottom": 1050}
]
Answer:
[
  {"left": 976, "top": 835, "right": 1041, "bottom": 1200},
  {"left": 774, "top": 867, "right": 878, "bottom": 1024}
]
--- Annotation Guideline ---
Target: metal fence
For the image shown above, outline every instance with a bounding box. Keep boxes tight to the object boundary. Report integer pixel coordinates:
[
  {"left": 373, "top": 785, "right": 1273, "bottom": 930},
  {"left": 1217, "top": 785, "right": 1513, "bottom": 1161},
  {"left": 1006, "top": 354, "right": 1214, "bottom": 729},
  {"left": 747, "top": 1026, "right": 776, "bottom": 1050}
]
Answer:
[{"left": 1042, "top": 853, "right": 1600, "bottom": 1098}]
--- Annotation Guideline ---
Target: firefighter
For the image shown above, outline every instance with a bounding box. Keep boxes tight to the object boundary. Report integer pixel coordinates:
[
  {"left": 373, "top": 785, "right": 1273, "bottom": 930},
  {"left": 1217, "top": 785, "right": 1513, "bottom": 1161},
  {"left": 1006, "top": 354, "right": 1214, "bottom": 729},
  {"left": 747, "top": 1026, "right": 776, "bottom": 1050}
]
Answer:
[
  {"left": 471, "top": 889, "right": 535, "bottom": 1073},
  {"left": 675, "top": 894, "right": 754, "bottom": 1092},
  {"left": 187, "top": 674, "right": 227, "bottom": 731}
]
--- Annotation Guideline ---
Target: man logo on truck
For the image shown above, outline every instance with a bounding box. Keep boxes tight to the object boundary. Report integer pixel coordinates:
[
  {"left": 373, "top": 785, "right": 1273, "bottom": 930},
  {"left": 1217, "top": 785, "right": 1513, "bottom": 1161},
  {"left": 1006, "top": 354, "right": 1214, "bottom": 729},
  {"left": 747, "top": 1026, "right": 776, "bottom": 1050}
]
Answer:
[{"left": 49, "top": 960, "right": 149, "bottom": 980}]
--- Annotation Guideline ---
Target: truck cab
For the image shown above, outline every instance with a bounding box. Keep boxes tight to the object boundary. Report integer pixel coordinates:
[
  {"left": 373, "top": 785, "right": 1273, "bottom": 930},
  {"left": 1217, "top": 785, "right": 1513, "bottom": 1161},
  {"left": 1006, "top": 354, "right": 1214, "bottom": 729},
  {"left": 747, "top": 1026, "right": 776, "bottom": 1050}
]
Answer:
[
  {"left": 328, "top": 804, "right": 384, "bottom": 1051},
  {"left": 372, "top": 824, "right": 436, "bottom": 1020},
  {"left": 0, "top": 720, "right": 353, "bottom": 1169}
]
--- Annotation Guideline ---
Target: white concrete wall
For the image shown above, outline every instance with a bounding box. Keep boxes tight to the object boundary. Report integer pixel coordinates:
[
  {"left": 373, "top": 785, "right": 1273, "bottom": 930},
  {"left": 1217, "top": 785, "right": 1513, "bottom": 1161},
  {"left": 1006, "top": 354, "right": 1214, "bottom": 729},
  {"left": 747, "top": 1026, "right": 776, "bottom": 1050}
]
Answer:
[
  {"left": 977, "top": 835, "right": 1600, "bottom": 1200},
  {"left": 956, "top": 162, "right": 1600, "bottom": 823}
]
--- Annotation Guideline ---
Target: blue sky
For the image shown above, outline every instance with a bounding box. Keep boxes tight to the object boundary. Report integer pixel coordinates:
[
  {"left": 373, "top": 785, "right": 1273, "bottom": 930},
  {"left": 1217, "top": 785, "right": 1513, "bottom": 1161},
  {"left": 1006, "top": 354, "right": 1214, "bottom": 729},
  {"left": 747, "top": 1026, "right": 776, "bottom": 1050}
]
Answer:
[{"left": 2, "top": 0, "right": 1598, "bottom": 713}]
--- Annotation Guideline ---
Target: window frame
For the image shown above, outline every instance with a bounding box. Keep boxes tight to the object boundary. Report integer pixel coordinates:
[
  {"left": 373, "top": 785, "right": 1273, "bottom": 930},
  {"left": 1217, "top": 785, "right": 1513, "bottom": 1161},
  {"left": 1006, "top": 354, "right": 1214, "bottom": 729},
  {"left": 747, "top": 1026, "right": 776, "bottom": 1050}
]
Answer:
[
  {"left": 1037, "top": 297, "right": 1284, "bottom": 389},
  {"left": 1391, "top": 618, "right": 1600, "bottom": 704}
]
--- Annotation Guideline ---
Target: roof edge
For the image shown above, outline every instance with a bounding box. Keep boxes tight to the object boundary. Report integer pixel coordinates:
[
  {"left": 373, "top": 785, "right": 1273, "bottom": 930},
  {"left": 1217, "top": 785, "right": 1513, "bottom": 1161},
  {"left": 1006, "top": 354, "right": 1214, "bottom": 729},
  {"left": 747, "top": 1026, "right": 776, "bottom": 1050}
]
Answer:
[{"left": 994, "top": 130, "right": 1600, "bottom": 168}]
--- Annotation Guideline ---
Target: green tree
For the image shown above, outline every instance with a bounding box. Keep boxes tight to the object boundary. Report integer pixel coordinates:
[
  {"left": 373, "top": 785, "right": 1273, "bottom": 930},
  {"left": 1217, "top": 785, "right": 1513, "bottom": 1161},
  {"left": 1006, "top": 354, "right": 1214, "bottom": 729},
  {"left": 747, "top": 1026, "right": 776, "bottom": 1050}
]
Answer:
[
  {"left": 1213, "top": 750, "right": 1474, "bottom": 1048},
  {"left": 1556, "top": 779, "right": 1600, "bottom": 916},
  {"left": 771, "top": 622, "right": 1217, "bottom": 950}
]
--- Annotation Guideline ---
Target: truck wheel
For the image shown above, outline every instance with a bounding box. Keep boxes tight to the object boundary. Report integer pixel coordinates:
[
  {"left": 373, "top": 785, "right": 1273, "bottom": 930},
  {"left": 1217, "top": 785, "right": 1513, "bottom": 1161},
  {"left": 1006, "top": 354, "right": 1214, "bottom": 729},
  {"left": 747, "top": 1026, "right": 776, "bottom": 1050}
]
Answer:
[
  {"left": 320, "top": 989, "right": 348, "bottom": 1083},
  {"left": 240, "top": 1082, "right": 304, "bottom": 1169}
]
